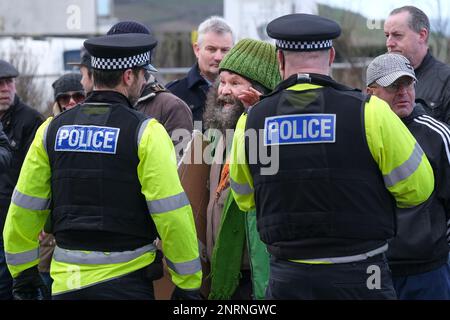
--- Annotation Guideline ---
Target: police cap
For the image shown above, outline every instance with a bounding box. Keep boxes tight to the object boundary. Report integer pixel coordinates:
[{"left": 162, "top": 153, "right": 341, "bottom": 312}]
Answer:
[
  {"left": 83, "top": 33, "right": 157, "bottom": 71},
  {"left": 67, "top": 47, "right": 92, "bottom": 70},
  {"left": 0, "top": 60, "right": 19, "bottom": 79},
  {"left": 267, "top": 14, "right": 341, "bottom": 52}
]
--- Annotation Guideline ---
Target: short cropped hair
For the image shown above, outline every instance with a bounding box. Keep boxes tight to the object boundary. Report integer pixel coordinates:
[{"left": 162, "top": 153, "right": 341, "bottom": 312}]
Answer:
[
  {"left": 197, "top": 16, "right": 234, "bottom": 47},
  {"left": 390, "top": 6, "right": 430, "bottom": 41},
  {"left": 93, "top": 68, "right": 141, "bottom": 88}
]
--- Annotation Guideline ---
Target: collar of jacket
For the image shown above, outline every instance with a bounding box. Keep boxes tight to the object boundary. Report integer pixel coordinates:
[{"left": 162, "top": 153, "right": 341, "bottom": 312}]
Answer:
[
  {"left": 84, "top": 90, "right": 133, "bottom": 108},
  {"left": 187, "top": 62, "right": 209, "bottom": 89},
  {"left": 264, "top": 73, "right": 358, "bottom": 99},
  {"left": 402, "top": 100, "right": 428, "bottom": 125},
  {"left": 415, "top": 50, "right": 433, "bottom": 74}
]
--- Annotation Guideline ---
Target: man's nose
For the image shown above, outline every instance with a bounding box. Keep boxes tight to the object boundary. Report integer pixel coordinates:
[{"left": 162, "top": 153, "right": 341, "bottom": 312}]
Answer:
[
  {"left": 214, "top": 50, "right": 223, "bottom": 61},
  {"left": 386, "top": 36, "right": 395, "bottom": 50},
  {"left": 220, "top": 84, "right": 232, "bottom": 95}
]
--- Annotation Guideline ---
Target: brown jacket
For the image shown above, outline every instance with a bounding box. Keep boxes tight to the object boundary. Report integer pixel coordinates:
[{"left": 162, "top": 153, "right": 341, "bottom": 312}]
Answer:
[
  {"left": 136, "top": 79, "right": 193, "bottom": 161},
  {"left": 206, "top": 136, "right": 249, "bottom": 270},
  {"left": 38, "top": 233, "right": 55, "bottom": 273}
]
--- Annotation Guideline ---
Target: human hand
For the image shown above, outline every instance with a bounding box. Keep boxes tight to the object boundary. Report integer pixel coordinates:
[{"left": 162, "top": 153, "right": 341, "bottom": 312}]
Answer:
[
  {"left": 38, "top": 230, "right": 47, "bottom": 242},
  {"left": 238, "top": 87, "right": 262, "bottom": 107}
]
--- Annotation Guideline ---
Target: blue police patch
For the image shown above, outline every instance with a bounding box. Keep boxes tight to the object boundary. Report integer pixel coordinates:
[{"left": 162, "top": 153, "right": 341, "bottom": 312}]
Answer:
[
  {"left": 55, "top": 125, "right": 120, "bottom": 154},
  {"left": 264, "top": 114, "right": 336, "bottom": 146}
]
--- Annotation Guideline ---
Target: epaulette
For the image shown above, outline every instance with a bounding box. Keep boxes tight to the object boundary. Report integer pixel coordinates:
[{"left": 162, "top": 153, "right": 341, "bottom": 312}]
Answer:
[
  {"left": 148, "top": 81, "right": 167, "bottom": 93},
  {"left": 136, "top": 81, "right": 168, "bottom": 104}
]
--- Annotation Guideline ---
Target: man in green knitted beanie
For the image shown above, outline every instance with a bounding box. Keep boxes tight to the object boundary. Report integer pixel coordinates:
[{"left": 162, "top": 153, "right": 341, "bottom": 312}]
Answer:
[
  {"left": 204, "top": 38, "right": 281, "bottom": 131},
  {"left": 204, "top": 38, "right": 280, "bottom": 300}
]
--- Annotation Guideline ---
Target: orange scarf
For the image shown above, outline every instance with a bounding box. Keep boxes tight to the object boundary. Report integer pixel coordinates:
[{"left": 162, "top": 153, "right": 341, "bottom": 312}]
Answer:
[{"left": 215, "top": 162, "right": 230, "bottom": 199}]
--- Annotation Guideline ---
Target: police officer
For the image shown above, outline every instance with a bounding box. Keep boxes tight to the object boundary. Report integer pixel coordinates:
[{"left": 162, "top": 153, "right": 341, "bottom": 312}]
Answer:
[
  {"left": 229, "top": 14, "right": 435, "bottom": 299},
  {"left": 3, "top": 33, "right": 202, "bottom": 299}
]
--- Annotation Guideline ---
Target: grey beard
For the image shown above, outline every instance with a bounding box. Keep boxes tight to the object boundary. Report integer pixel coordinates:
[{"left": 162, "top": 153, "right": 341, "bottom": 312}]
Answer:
[
  {"left": 0, "top": 104, "right": 10, "bottom": 112},
  {"left": 203, "top": 96, "right": 245, "bottom": 133}
]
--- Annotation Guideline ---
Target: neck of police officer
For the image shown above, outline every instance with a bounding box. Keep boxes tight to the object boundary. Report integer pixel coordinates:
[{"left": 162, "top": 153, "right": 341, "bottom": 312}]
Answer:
[
  {"left": 93, "top": 84, "right": 129, "bottom": 99},
  {"left": 279, "top": 49, "right": 333, "bottom": 80}
]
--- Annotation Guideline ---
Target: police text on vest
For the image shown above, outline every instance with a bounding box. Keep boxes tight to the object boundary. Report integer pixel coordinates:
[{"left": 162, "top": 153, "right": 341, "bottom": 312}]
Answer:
[
  {"left": 55, "top": 125, "right": 120, "bottom": 154},
  {"left": 264, "top": 114, "right": 336, "bottom": 146}
]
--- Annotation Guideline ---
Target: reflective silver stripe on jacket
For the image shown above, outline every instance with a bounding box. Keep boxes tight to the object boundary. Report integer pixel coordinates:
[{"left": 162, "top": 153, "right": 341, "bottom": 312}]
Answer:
[
  {"left": 5, "top": 248, "right": 39, "bottom": 266},
  {"left": 230, "top": 177, "right": 254, "bottom": 195},
  {"left": 12, "top": 188, "right": 51, "bottom": 211},
  {"left": 43, "top": 122, "right": 50, "bottom": 155},
  {"left": 296, "top": 244, "right": 388, "bottom": 264},
  {"left": 53, "top": 243, "right": 156, "bottom": 265},
  {"left": 165, "top": 257, "right": 202, "bottom": 275},
  {"left": 137, "top": 119, "right": 151, "bottom": 146},
  {"left": 147, "top": 192, "right": 190, "bottom": 214},
  {"left": 383, "top": 143, "right": 423, "bottom": 187}
]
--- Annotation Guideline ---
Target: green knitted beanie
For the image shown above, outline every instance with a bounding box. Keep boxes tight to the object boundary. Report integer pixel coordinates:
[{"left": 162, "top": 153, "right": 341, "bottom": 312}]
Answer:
[{"left": 219, "top": 38, "right": 281, "bottom": 91}]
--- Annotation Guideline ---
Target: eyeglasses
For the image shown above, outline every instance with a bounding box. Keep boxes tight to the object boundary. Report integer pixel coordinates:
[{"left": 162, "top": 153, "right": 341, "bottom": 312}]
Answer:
[
  {"left": 56, "top": 92, "right": 85, "bottom": 106},
  {"left": 384, "top": 78, "right": 415, "bottom": 93},
  {"left": 0, "top": 78, "right": 14, "bottom": 87}
]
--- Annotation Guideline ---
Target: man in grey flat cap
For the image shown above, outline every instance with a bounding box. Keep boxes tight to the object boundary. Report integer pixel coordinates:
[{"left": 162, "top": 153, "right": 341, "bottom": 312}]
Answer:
[
  {"left": 366, "top": 53, "right": 450, "bottom": 300},
  {"left": 0, "top": 59, "right": 42, "bottom": 300}
]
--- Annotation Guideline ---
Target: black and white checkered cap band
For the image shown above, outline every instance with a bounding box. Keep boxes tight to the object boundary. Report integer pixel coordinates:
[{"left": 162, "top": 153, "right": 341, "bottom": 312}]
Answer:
[
  {"left": 276, "top": 39, "right": 333, "bottom": 51},
  {"left": 91, "top": 51, "right": 151, "bottom": 70}
]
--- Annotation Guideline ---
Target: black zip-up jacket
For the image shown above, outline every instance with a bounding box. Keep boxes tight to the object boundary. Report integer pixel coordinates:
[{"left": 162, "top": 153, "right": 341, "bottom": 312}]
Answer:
[
  {"left": 166, "top": 62, "right": 211, "bottom": 123},
  {"left": 415, "top": 51, "right": 450, "bottom": 125},
  {"left": 0, "top": 122, "right": 11, "bottom": 173},
  {"left": 387, "top": 102, "right": 450, "bottom": 277},
  {"left": 0, "top": 95, "right": 43, "bottom": 238}
]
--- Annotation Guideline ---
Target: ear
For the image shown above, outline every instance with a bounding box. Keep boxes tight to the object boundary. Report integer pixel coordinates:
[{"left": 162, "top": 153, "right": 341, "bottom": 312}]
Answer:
[
  {"left": 122, "top": 69, "right": 134, "bottom": 87},
  {"left": 277, "top": 50, "right": 285, "bottom": 78},
  {"left": 366, "top": 87, "right": 374, "bottom": 95},
  {"left": 193, "top": 42, "right": 200, "bottom": 59},
  {"left": 418, "top": 28, "right": 428, "bottom": 44},
  {"left": 329, "top": 47, "right": 336, "bottom": 66}
]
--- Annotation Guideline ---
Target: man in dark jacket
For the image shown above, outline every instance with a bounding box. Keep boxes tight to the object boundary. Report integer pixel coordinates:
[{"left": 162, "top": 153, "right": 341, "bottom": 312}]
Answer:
[
  {"left": 0, "top": 60, "right": 43, "bottom": 300},
  {"left": 367, "top": 53, "right": 450, "bottom": 300},
  {"left": 385, "top": 6, "right": 450, "bottom": 125},
  {"left": 167, "top": 16, "right": 234, "bottom": 124},
  {"left": 0, "top": 123, "right": 11, "bottom": 172}
]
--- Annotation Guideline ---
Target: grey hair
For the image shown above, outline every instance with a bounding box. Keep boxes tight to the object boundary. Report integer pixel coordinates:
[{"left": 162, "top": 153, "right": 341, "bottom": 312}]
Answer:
[
  {"left": 197, "top": 16, "right": 234, "bottom": 47},
  {"left": 390, "top": 6, "right": 430, "bottom": 41}
]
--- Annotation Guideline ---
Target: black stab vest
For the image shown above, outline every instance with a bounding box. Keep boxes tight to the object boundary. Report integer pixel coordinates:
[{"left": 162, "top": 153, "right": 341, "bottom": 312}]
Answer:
[
  {"left": 246, "top": 74, "right": 396, "bottom": 259},
  {"left": 46, "top": 93, "right": 158, "bottom": 251}
]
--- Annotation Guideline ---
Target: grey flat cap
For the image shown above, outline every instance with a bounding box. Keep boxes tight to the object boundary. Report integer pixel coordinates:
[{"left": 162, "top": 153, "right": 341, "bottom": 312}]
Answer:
[
  {"left": 366, "top": 53, "right": 417, "bottom": 87},
  {"left": 0, "top": 60, "right": 19, "bottom": 78}
]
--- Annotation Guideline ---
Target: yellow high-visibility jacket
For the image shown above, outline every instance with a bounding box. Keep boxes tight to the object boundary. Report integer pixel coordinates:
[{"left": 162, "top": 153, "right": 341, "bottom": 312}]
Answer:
[
  {"left": 3, "top": 117, "right": 202, "bottom": 295},
  {"left": 230, "top": 84, "right": 434, "bottom": 212}
]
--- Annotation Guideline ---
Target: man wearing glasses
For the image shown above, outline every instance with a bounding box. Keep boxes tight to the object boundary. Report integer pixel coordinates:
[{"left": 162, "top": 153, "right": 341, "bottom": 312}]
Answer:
[{"left": 366, "top": 53, "right": 450, "bottom": 300}]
